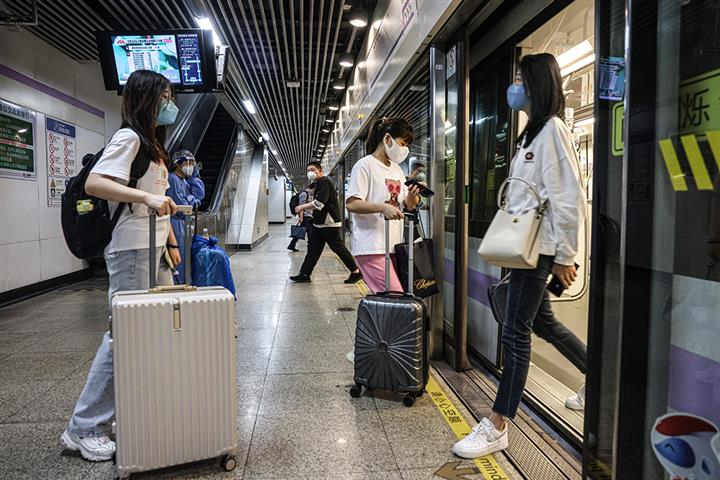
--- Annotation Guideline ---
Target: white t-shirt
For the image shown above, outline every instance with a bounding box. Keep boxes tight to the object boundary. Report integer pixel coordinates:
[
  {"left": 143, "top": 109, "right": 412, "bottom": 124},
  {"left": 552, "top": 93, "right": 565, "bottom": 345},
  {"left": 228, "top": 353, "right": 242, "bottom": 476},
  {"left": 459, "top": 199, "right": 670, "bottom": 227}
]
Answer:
[
  {"left": 91, "top": 128, "right": 171, "bottom": 254},
  {"left": 505, "top": 117, "right": 586, "bottom": 266},
  {"left": 346, "top": 154, "right": 408, "bottom": 256}
]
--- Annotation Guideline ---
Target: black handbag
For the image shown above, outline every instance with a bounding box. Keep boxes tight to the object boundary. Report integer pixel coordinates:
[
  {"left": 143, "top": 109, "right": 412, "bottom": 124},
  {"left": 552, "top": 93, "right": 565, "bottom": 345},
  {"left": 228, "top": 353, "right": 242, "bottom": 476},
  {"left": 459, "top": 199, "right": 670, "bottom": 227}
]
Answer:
[
  {"left": 393, "top": 215, "right": 439, "bottom": 298},
  {"left": 488, "top": 274, "right": 510, "bottom": 325},
  {"left": 290, "top": 224, "right": 307, "bottom": 240}
]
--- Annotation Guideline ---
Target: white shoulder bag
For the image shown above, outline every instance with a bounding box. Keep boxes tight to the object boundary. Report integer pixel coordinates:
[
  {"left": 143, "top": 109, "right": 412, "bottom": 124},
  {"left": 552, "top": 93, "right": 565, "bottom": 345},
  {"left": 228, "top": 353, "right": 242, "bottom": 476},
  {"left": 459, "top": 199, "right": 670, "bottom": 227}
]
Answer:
[{"left": 478, "top": 177, "right": 547, "bottom": 269}]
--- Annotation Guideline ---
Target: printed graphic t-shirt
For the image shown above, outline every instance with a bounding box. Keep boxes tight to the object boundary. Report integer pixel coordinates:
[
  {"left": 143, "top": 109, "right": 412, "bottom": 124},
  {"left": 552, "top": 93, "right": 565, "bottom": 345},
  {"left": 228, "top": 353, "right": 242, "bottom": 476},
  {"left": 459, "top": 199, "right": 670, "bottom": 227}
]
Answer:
[
  {"left": 91, "top": 128, "right": 170, "bottom": 253},
  {"left": 346, "top": 154, "right": 408, "bottom": 256}
]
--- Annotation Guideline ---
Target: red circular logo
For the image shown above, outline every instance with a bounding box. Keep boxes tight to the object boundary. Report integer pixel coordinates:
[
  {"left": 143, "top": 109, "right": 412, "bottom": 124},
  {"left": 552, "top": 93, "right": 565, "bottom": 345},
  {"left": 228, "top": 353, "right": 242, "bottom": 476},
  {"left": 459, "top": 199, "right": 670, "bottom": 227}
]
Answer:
[{"left": 525, "top": 152, "right": 534, "bottom": 160}]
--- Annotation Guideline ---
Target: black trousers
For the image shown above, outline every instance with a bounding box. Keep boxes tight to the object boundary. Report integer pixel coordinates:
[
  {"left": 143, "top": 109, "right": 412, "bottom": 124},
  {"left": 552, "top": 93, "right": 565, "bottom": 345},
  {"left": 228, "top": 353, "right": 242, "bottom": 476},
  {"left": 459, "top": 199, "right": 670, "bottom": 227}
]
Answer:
[{"left": 299, "top": 226, "right": 357, "bottom": 276}]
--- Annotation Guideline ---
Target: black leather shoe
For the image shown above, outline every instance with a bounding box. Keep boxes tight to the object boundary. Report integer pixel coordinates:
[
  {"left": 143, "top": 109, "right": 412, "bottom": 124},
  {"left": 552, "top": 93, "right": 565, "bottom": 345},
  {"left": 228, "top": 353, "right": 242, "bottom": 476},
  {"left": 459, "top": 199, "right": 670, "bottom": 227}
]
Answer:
[
  {"left": 290, "top": 274, "right": 311, "bottom": 283},
  {"left": 344, "top": 271, "right": 363, "bottom": 284}
]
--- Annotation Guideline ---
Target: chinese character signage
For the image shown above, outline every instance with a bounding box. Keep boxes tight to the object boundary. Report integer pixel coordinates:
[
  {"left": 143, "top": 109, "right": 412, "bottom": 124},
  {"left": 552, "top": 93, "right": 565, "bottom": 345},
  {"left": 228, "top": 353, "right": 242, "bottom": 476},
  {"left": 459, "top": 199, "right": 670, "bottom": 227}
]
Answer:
[
  {"left": 46, "top": 117, "right": 77, "bottom": 207},
  {"left": 679, "top": 67, "right": 720, "bottom": 135},
  {"left": 0, "top": 99, "right": 36, "bottom": 180}
]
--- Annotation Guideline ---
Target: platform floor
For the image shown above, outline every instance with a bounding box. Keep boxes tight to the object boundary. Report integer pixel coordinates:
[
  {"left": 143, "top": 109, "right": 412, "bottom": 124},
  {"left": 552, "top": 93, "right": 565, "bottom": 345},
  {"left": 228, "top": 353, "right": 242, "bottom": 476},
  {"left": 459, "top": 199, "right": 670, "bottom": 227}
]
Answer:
[{"left": 0, "top": 225, "right": 522, "bottom": 479}]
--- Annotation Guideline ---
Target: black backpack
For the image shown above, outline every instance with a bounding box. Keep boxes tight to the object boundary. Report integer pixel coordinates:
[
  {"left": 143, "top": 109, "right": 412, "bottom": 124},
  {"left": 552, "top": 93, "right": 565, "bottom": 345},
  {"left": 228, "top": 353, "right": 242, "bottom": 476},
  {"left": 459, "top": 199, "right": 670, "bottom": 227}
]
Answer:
[
  {"left": 61, "top": 147, "right": 150, "bottom": 259},
  {"left": 289, "top": 192, "right": 301, "bottom": 215}
]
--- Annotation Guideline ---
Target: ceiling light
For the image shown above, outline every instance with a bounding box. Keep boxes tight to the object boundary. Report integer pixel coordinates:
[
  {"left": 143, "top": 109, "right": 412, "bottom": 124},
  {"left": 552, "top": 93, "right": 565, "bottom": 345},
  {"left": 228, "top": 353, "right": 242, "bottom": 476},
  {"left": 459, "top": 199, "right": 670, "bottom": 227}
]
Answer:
[
  {"left": 325, "top": 117, "right": 334, "bottom": 123},
  {"left": 322, "top": 128, "right": 330, "bottom": 133},
  {"left": 556, "top": 40, "right": 594, "bottom": 69},
  {"left": 271, "top": 149, "right": 278, "bottom": 155},
  {"left": 17, "top": 128, "right": 27, "bottom": 133},
  {"left": 242, "top": 99, "right": 257, "bottom": 115},
  {"left": 409, "top": 85, "right": 425, "bottom": 92},
  {"left": 332, "top": 79, "right": 345, "bottom": 90},
  {"left": 328, "top": 103, "right": 340, "bottom": 111},
  {"left": 350, "top": 8, "right": 368, "bottom": 28},
  {"left": 561, "top": 53, "right": 595, "bottom": 77},
  {"left": 339, "top": 53, "right": 354, "bottom": 68},
  {"left": 262, "top": 132, "right": 270, "bottom": 142},
  {"left": 195, "top": 17, "right": 221, "bottom": 47},
  {"left": 286, "top": 79, "right": 300, "bottom": 88}
]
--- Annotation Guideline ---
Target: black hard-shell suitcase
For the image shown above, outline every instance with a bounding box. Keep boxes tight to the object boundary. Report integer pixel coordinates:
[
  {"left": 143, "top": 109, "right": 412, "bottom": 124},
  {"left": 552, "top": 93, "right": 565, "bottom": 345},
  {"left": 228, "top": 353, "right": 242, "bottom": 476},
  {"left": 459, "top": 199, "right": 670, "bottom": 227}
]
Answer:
[{"left": 349, "top": 214, "right": 429, "bottom": 407}]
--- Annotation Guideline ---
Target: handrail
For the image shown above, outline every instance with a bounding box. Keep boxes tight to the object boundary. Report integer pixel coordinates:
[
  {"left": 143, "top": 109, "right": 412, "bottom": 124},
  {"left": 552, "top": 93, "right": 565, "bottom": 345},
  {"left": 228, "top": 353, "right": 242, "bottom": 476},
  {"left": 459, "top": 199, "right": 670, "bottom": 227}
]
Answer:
[
  {"left": 165, "top": 94, "right": 204, "bottom": 153},
  {"left": 205, "top": 121, "right": 240, "bottom": 215}
]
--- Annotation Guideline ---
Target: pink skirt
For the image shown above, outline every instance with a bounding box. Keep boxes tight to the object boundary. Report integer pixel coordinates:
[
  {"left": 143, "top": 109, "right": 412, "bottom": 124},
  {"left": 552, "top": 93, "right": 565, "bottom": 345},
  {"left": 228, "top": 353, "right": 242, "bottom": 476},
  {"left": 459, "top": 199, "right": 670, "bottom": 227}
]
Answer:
[{"left": 354, "top": 254, "right": 403, "bottom": 294}]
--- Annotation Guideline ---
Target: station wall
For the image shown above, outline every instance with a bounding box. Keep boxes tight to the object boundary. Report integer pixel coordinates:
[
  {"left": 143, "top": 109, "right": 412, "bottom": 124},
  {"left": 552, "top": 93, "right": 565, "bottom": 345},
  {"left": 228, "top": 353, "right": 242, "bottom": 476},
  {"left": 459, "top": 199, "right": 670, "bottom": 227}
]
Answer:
[{"left": 0, "top": 28, "right": 123, "bottom": 295}]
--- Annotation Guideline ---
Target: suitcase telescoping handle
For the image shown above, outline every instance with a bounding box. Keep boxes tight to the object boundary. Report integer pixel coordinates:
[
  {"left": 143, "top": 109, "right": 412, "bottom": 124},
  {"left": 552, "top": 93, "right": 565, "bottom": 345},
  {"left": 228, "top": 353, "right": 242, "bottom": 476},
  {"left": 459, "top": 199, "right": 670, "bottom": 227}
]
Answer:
[
  {"left": 384, "top": 212, "right": 415, "bottom": 295},
  {"left": 149, "top": 205, "right": 194, "bottom": 289}
]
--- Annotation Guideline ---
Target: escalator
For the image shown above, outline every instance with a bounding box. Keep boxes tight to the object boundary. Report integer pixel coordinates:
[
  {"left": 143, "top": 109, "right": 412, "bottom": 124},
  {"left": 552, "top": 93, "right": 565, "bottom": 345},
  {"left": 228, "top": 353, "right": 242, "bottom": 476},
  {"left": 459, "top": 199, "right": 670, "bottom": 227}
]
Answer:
[{"left": 194, "top": 104, "right": 237, "bottom": 212}]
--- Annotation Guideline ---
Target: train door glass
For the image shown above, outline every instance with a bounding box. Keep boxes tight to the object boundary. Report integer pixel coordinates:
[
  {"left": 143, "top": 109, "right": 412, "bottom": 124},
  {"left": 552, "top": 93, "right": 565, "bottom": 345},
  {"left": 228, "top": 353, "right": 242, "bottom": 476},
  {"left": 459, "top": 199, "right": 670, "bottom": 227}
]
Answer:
[
  {"left": 465, "top": 52, "right": 512, "bottom": 367},
  {"left": 443, "top": 45, "right": 459, "bottom": 345},
  {"left": 516, "top": 0, "right": 595, "bottom": 433}
]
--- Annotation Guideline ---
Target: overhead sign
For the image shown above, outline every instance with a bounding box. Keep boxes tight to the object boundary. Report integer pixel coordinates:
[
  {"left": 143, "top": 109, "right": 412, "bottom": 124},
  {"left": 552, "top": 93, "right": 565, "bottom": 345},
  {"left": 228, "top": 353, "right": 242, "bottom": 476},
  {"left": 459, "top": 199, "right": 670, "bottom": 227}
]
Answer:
[
  {"left": 0, "top": 99, "right": 36, "bottom": 180},
  {"left": 46, "top": 117, "right": 77, "bottom": 206}
]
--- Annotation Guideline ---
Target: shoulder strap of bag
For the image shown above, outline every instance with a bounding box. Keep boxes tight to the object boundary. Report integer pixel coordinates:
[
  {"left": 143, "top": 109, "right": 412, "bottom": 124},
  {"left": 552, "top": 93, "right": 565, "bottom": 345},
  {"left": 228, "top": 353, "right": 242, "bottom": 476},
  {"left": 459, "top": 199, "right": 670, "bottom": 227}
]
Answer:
[{"left": 497, "top": 177, "right": 547, "bottom": 214}]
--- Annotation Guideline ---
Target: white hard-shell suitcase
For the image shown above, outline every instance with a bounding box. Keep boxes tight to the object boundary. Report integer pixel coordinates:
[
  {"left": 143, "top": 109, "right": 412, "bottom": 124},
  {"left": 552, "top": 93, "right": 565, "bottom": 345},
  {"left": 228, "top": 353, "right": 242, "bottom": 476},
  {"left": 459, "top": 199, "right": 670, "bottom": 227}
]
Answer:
[{"left": 110, "top": 206, "right": 238, "bottom": 479}]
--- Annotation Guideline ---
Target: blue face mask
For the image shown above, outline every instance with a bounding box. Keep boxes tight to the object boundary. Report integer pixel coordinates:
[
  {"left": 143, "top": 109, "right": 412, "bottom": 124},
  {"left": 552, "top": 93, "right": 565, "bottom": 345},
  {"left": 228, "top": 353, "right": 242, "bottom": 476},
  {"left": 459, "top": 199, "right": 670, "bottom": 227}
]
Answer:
[
  {"left": 506, "top": 83, "right": 530, "bottom": 111},
  {"left": 156, "top": 99, "right": 179, "bottom": 126}
]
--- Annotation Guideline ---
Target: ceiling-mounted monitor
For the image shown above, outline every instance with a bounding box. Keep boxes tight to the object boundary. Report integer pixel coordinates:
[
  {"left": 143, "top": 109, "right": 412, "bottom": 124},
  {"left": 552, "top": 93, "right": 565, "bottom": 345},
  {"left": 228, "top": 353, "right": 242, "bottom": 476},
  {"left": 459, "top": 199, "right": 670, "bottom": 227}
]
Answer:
[{"left": 96, "top": 29, "right": 217, "bottom": 94}]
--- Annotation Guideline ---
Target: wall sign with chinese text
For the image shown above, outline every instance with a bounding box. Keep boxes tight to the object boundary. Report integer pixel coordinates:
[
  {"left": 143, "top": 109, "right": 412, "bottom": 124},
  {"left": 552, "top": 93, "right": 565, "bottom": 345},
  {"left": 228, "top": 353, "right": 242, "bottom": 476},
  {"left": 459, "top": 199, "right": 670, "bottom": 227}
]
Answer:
[
  {"left": 46, "top": 117, "right": 77, "bottom": 206},
  {"left": 0, "top": 99, "right": 36, "bottom": 180}
]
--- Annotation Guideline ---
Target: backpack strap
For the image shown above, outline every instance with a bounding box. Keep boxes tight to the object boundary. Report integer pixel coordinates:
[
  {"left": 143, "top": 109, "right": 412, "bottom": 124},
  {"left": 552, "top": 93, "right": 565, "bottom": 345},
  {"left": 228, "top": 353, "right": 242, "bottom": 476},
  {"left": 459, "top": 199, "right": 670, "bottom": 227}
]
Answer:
[{"left": 125, "top": 141, "right": 152, "bottom": 214}]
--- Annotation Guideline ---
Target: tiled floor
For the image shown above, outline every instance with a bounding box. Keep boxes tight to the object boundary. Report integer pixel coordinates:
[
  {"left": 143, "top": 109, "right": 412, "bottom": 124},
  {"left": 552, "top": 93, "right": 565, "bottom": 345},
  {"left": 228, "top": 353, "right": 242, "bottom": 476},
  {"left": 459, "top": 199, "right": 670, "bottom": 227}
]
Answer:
[{"left": 0, "top": 225, "right": 519, "bottom": 479}]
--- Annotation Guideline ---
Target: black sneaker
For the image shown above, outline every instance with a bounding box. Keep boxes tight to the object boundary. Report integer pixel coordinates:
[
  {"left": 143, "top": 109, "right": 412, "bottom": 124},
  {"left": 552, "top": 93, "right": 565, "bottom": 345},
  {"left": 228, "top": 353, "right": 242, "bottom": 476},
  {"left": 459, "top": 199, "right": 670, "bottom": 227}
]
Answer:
[
  {"left": 287, "top": 244, "right": 299, "bottom": 252},
  {"left": 290, "top": 274, "right": 311, "bottom": 283},
  {"left": 344, "top": 271, "right": 363, "bottom": 284}
]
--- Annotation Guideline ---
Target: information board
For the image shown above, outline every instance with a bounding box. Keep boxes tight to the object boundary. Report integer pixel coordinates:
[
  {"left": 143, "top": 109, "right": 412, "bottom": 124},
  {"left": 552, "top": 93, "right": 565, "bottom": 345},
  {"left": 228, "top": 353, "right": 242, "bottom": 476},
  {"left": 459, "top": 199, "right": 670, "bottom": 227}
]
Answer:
[
  {"left": 46, "top": 117, "right": 77, "bottom": 206},
  {"left": 0, "top": 99, "right": 36, "bottom": 180}
]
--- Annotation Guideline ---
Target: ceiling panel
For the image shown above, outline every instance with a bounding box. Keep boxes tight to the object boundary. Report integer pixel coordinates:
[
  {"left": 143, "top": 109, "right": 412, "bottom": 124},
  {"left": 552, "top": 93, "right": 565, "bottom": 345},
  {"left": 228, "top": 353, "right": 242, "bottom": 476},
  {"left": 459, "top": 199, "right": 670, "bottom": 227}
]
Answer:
[{"left": 1, "top": 0, "right": 376, "bottom": 182}]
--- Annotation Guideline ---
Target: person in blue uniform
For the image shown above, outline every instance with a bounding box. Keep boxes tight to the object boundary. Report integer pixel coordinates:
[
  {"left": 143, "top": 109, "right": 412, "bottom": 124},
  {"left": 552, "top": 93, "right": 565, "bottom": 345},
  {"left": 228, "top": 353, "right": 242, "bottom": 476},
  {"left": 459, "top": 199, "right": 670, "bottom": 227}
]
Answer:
[{"left": 167, "top": 149, "right": 205, "bottom": 283}]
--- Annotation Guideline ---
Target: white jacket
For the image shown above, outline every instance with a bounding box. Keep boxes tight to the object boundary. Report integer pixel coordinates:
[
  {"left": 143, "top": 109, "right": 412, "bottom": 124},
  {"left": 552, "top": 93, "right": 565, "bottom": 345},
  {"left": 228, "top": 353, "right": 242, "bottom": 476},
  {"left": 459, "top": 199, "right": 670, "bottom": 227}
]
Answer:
[{"left": 504, "top": 117, "right": 586, "bottom": 266}]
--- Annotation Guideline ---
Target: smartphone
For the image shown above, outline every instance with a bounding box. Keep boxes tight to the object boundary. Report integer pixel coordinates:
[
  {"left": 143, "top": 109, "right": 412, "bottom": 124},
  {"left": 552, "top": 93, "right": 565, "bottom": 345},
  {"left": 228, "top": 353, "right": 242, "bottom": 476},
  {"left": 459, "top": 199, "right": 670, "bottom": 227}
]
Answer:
[
  {"left": 404, "top": 179, "right": 435, "bottom": 197},
  {"left": 547, "top": 263, "right": 581, "bottom": 297}
]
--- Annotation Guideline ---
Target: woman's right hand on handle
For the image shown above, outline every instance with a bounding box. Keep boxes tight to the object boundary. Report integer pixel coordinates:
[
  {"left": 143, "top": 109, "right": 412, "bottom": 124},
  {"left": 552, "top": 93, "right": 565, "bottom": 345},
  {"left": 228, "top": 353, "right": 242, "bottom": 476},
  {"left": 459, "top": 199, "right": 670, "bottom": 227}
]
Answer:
[
  {"left": 144, "top": 194, "right": 177, "bottom": 217},
  {"left": 382, "top": 204, "right": 404, "bottom": 220}
]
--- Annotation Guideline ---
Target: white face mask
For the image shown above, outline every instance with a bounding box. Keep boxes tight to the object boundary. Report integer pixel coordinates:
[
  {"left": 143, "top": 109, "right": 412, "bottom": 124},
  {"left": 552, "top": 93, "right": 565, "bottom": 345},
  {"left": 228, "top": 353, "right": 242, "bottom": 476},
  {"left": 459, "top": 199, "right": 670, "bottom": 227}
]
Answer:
[
  {"left": 384, "top": 135, "right": 409, "bottom": 164},
  {"left": 307, "top": 171, "right": 318, "bottom": 182},
  {"left": 182, "top": 165, "right": 194, "bottom": 177}
]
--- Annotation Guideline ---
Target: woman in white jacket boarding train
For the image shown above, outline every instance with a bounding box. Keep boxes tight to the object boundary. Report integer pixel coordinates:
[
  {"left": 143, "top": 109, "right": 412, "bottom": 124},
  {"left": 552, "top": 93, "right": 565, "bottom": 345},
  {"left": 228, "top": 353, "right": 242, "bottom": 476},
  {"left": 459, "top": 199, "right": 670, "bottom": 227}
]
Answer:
[{"left": 452, "top": 53, "right": 588, "bottom": 459}]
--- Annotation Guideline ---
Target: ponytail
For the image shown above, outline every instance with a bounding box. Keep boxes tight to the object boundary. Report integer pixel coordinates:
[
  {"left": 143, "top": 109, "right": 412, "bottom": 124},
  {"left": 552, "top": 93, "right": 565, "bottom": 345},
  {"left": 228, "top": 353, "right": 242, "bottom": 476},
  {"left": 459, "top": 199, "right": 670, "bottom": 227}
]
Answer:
[{"left": 365, "top": 117, "right": 414, "bottom": 153}]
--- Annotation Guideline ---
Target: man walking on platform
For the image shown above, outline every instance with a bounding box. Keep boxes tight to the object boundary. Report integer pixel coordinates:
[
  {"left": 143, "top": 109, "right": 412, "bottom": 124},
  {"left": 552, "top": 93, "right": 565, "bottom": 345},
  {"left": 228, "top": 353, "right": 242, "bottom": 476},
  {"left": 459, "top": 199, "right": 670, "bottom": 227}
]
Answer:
[{"left": 290, "top": 162, "right": 363, "bottom": 284}]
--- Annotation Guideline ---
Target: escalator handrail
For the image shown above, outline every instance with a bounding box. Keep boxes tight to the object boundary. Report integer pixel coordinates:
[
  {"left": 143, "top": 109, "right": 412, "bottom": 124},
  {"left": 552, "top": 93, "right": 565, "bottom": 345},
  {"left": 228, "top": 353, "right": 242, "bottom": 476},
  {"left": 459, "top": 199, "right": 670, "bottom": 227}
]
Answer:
[
  {"left": 204, "top": 121, "right": 240, "bottom": 215},
  {"left": 166, "top": 94, "right": 219, "bottom": 155}
]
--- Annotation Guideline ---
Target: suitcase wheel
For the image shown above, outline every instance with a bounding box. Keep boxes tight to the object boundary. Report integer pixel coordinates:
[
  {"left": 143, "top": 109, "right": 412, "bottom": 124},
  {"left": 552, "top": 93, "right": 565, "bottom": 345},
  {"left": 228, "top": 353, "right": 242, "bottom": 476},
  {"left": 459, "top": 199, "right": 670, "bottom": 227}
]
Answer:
[
  {"left": 349, "top": 384, "right": 362, "bottom": 398},
  {"left": 221, "top": 454, "right": 238, "bottom": 472},
  {"left": 403, "top": 394, "right": 415, "bottom": 407},
  {"left": 415, "top": 389, "right": 425, "bottom": 398}
]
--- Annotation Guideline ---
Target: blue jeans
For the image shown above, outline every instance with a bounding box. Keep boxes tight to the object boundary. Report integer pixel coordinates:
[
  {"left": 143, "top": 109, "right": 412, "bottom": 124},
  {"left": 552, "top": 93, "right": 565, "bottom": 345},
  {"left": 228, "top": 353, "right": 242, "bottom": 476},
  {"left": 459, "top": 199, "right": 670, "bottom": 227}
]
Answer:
[
  {"left": 493, "top": 255, "right": 587, "bottom": 419},
  {"left": 170, "top": 215, "right": 189, "bottom": 284},
  {"left": 67, "top": 248, "right": 171, "bottom": 436}
]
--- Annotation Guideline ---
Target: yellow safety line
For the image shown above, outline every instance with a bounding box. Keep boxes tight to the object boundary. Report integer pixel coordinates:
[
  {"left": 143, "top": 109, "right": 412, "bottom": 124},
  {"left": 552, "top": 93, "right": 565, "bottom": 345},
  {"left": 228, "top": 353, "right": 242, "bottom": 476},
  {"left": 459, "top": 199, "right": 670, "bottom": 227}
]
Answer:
[
  {"left": 705, "top": 130, "right": 720, "bottom": 172},
  {"left": 355, "top": 280, "right": 371, "bottom": 297},
  {"left": 680, "top": 134, "right": 713, "bottom": 190},
  {"left": 658, "top": 139, "right": 688, "bottom": 191},
  {"left": 426, "top": 376, "right": 510, "bottom": 480}
]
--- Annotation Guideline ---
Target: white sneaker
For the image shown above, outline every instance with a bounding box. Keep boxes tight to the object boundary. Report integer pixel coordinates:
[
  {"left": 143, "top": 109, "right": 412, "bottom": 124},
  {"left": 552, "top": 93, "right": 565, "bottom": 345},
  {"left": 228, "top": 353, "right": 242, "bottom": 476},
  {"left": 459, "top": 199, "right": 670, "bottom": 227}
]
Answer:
[
  {"left": 61, "top": 429, "right": 115, "bottom": 462},
  {"left": 345, "top": 351, "right": 355, "bottom": 364},
  {"left": 452, "top": 417, "right": 508, "bottom": 459},
  {"left": 565, "top": 383, "right": 585, "bottom": 411}
]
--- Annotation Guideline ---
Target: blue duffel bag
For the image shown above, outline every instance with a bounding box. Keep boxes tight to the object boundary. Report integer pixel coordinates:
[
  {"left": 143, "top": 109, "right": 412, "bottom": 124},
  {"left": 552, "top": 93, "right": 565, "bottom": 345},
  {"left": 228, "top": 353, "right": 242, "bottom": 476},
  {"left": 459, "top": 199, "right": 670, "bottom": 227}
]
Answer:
[{"left": 191, "top": 235, "right": 236, "bottom": 297}]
